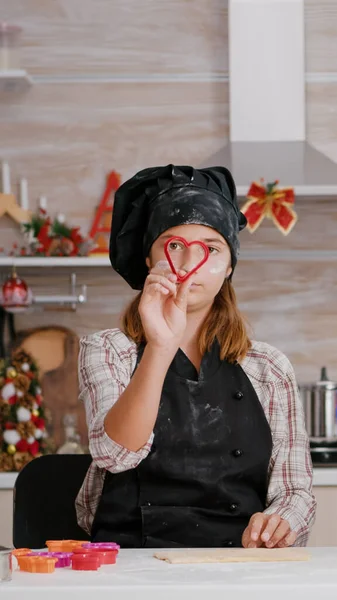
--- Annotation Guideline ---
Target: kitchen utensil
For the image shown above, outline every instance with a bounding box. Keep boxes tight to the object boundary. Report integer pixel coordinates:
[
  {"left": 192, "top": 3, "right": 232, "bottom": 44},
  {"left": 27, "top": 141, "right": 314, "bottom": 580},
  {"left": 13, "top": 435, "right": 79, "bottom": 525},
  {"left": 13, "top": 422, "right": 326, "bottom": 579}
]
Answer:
[
  {"left": 0, "top": 546, "right": 12, "bottom": 582},
  {"left": 299, "top": 367, "right": 337, "bottom": 440}
]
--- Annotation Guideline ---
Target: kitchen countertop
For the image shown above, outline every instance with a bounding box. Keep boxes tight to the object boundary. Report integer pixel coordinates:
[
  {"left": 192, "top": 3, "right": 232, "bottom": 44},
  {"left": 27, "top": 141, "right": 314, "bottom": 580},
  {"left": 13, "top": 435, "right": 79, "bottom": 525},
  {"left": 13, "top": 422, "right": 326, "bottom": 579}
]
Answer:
[
  {"left": 1, "top": 467, "right": 337, "bottom": 489},
  {"left": 2, "top": 547, "right": 337, "bottom": 600},
  {"left": 0, "top": 473, "right": 18, "bottom": 490}
]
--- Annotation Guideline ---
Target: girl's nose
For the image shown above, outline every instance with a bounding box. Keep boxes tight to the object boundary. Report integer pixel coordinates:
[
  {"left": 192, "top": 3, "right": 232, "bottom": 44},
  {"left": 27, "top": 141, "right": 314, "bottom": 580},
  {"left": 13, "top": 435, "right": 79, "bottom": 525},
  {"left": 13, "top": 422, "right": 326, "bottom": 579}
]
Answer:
[{"left": 180, "top": 246, "right": 203, "bottom": 273}]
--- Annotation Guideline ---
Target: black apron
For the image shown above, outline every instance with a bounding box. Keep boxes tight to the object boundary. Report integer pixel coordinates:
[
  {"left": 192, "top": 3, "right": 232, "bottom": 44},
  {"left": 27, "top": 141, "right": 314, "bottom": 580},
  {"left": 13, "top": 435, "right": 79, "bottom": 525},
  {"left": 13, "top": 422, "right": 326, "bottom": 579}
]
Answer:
[{"left": 91, "top": 341, "right": 272, "bottom": 548}]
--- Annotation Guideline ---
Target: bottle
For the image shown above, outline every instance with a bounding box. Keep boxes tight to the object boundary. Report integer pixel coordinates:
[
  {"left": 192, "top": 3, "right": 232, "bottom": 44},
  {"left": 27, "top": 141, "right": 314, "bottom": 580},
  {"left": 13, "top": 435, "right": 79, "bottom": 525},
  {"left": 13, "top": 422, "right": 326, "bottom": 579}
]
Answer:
[{"left": 56, "top": 414, "right": 85, "bottom": 454}]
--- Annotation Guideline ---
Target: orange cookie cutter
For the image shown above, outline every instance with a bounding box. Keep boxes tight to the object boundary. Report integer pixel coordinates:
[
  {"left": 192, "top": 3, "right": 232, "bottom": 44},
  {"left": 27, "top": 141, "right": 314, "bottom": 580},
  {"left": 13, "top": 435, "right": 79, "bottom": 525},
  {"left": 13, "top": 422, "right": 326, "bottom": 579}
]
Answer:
[
  {"left": 46, "top": 540, "right": 86, "bottom": 553},
  {"left": 17, "top": 555, "right": 58, "bottom": 573},
  {"left": 12, "top": 548, "right": 31, "bottom": 557}
]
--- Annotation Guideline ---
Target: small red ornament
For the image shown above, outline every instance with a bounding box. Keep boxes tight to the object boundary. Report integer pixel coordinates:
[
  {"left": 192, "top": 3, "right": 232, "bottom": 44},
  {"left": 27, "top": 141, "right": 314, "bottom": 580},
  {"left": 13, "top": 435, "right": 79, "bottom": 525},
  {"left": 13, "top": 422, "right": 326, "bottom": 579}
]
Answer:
[
  {"left": 0, "top": 270, "right": 33, "bottom": 313},
  {"left": 31, "top": 415, "right": 45, "bottom": 429},
  {"left": 28, "top": 440, "right": 39, "bottom": 456},
  {"left": 16, "top": 439, "right": 29, "bottom": 453}
]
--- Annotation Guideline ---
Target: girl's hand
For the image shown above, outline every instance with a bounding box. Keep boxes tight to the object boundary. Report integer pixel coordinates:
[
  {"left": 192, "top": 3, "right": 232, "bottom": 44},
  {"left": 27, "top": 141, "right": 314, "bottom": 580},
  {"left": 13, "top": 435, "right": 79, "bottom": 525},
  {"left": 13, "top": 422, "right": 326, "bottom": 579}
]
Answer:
[
  {"left": 139, "top": 264, "right": 193, "bottom": 349},
  {"left": 242, "top": 513, "right": 297, "bottom": 548}
]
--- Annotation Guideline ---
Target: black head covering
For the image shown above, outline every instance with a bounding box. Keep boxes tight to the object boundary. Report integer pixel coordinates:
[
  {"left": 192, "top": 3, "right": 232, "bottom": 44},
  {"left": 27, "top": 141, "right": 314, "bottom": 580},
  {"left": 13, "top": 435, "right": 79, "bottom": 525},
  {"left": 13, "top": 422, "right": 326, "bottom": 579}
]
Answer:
[{"left": 109, "top": 164, "right": 247, "bottom": 290}]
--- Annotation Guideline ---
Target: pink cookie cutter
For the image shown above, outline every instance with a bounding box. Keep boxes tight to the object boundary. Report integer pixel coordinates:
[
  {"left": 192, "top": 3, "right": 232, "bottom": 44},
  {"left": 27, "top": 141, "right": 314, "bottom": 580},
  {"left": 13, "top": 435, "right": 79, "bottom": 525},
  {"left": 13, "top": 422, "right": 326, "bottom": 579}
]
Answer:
[{"left": 29, "top": 551, "right": 72, "bottom": 568}]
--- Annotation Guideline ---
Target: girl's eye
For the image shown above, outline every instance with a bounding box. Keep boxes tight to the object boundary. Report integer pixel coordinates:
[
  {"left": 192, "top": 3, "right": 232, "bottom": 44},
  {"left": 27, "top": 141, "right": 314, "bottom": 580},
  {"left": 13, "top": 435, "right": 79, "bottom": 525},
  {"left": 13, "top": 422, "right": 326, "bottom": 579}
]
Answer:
[
  {"left": 169, "top": 242, "right": 182, "bottom": 251},
  {"left": 208, "top": 247, "right": 219, "bottom": 254}
]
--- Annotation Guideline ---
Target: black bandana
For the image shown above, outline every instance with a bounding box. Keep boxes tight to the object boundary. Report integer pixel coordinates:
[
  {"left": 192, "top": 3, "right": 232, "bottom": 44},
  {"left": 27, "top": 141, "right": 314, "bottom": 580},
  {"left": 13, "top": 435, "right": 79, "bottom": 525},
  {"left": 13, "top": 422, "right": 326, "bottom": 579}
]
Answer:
[{"left": 109, "top": 164, "right": 246, "bottom": 290}]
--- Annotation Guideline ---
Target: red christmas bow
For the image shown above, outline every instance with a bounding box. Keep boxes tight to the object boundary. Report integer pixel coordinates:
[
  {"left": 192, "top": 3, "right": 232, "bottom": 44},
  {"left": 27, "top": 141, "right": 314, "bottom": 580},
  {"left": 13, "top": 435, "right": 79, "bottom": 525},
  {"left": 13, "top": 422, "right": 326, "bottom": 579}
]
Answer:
[{"left": 241, "top": 180, "right": 297, "bottom": 235}]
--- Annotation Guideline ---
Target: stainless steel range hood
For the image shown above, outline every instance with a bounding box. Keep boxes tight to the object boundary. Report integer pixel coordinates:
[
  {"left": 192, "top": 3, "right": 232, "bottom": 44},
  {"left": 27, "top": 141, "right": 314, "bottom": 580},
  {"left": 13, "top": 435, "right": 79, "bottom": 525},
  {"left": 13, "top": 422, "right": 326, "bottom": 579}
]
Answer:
[
  {"left": 204, "top": 141, "right": 337, "bottom": 198},
  {"left": 202, "top": 0, "right": 337, "bottom": 198}
]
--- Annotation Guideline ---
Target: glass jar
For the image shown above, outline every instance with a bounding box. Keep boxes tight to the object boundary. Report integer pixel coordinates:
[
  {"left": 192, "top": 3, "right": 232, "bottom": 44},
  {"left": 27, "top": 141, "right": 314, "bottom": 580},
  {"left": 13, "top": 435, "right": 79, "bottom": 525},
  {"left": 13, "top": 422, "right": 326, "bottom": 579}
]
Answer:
[
  {"left": 56, "top": 414, "right": 86, "bottom": 455},
  {"left": 0, "top": 22, "right": 22, "bottom": 71}
]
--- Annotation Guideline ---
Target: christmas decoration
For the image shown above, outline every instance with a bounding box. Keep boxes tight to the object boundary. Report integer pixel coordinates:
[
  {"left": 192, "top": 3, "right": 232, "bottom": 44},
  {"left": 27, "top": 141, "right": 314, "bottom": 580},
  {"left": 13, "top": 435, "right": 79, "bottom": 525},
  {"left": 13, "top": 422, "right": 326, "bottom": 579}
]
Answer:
[
  {"left": 0, "top": 349, "right": 50, "bottom": 471},
  {"left": 0, "top": 162, "right": 31, "bottom": 225},
  {"left": 0, "top": 163, "right": 121, "bottom": 257},
  {"left": 0, "top": 269, "right": 33, "bottom": 313},
  {"left": 21, "top": 209, "right": 91, "bottom": 257},
  {"left": 0, "top": 192, "right": 31, "bottom": 225},
  {"left": 241, "top": 180, "right": 297, "bottom": 235},
  {"left": 89, "top": 170, "right": 121, "bottom": 255}
]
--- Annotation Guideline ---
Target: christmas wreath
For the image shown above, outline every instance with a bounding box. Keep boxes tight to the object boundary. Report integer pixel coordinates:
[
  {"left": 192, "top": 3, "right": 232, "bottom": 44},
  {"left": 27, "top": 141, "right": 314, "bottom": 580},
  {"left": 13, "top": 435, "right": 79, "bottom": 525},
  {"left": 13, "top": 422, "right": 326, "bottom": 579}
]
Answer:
[{"left": 0, "top": 350, "right": 50, "bottom": 472}]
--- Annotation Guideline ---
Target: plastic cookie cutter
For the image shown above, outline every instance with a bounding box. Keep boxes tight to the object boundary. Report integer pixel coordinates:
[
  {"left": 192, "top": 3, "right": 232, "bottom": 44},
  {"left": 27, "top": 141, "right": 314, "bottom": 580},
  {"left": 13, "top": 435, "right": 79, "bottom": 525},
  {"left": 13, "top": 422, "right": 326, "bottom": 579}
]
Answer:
[
  {"left": 71, "top": 551, "right": 101, "bottom": 571},
  {"left": 164, "top": 236, "right": 210, "bottom": 283},
  {"left": 45, "top": 540, "right": 86, "bottom": 553},
  {"left": 81, "top": 542, "right": 120, "bottom": 552},
  {"left": 29, "top": 551, "right": 72, "bottom": 568},
  {"left": 12, "top": 548, "right": 31, "bottom": 557},
  {"left": 17, "top": 555, "right": 58, "bottom": 573},
  {"left": 11, "top": 548, "right": 31, "bottom": 571},
  {"left": 73, "top": 547, "right": 117, "bottom": 566}
]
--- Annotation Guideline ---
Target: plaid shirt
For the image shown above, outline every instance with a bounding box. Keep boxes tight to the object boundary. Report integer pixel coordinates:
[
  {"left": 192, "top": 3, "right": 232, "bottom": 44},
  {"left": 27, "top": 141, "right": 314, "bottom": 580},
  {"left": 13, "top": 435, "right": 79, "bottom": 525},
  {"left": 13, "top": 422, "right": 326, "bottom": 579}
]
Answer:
[{"left": 76, "top": 328, "right": 316, "bottom": 546}]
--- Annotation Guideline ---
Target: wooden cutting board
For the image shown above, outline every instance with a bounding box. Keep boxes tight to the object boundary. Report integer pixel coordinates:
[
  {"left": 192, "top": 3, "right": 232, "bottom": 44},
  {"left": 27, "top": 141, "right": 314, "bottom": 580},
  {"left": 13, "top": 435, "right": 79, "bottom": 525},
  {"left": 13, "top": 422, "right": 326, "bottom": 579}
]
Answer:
[
  {"left": 12, "top": 325, "right": 87, "bottom": 448},
  {"left": 154, "top": 548, "right": 310, "bottom": 564}
]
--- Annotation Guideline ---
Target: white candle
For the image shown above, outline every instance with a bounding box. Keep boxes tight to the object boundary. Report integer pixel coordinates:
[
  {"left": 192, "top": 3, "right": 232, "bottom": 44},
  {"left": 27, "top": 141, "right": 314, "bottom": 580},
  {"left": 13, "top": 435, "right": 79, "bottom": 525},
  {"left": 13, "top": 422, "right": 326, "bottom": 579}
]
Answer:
[
  {"left": 39, "top": 195, "right": 47, "bottom": 210},
  {"left": 2, "top": 162, "right": 11, "bottom": 194},
  {"left": 20, "top": 178, "right": 29, "bottom": 210},
  {"left": 57, "top": 213, "right": 65, "bottom": 224}
]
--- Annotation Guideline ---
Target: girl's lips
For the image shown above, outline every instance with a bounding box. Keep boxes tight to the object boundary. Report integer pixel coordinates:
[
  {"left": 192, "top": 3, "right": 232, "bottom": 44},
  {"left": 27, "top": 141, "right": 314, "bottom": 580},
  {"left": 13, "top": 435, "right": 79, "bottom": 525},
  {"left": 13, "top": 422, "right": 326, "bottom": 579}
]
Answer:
[{"left": 176, "top": 281, "right": 201, "bottom": 287}]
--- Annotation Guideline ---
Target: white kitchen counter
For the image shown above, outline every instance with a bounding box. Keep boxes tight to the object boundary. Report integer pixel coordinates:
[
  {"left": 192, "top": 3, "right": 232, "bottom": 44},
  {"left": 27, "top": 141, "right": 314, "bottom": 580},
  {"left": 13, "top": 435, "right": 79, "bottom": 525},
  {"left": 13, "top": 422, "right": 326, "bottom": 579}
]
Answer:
[
  {"left": 0, "top": 473, "right": 18, "bottom": 490},
  {"left": 2, "top": 547, "right": 337, "bottom": 600},
  {"left": 312, "top": 468, "right": 337, "bottom": 486},
  {"left": 1, "top": 468, "right": 337, "bottom": 489}
]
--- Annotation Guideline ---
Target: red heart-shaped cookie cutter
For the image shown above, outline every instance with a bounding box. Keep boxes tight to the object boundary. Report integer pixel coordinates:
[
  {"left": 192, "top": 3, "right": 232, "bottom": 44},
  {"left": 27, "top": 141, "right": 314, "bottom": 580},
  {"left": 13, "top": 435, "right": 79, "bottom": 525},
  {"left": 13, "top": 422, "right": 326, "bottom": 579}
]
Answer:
[{"left": 164, "top": 236, "right": 210, "bottom": 283}]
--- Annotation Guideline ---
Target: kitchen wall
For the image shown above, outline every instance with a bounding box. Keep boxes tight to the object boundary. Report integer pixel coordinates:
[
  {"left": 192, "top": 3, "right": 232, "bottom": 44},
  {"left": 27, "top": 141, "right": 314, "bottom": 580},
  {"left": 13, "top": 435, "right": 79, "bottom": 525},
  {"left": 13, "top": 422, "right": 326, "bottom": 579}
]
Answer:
[{"left": 0, "top": 0, "right": 337, "bottom": 383}]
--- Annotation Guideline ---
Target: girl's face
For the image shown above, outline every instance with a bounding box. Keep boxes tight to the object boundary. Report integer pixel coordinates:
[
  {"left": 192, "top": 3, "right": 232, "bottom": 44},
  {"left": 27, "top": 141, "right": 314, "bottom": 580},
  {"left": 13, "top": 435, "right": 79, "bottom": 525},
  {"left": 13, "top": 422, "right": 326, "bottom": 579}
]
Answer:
[{"left": 146, "top": 224, "right": 232, "bottom": 311}]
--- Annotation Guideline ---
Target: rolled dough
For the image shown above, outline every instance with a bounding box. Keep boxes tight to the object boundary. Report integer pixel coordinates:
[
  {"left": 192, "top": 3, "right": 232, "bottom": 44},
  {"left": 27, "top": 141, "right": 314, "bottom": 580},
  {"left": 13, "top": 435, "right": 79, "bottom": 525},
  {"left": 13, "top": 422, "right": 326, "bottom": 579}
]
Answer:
[{"left": 154, "top": 548, "right": 310, "bottom": 564}]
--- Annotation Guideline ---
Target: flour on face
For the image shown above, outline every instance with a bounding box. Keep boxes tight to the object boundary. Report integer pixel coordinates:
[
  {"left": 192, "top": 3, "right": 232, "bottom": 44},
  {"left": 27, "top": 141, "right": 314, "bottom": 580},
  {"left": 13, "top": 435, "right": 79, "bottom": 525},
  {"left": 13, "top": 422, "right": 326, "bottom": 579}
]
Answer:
[{"left": 209, "top": 260, "right": 227, "bottom": 274}]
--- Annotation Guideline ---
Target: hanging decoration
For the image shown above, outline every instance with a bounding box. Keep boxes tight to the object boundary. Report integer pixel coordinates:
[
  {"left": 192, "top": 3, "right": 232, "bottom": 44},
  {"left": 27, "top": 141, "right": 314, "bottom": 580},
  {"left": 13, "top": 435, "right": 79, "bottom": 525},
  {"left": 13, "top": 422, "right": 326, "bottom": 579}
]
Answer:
[
  {"left": 0, "top": 269, "right": 33, "bottom": 313},
  {"left": 89, "top": 170, "right": 121, "bottom": 255},
  {"left": 241, "top": 180, "right": 297, "bottom": 235},
  {"left": 0, "top": 349, "right": 51, "bottom": 472}
]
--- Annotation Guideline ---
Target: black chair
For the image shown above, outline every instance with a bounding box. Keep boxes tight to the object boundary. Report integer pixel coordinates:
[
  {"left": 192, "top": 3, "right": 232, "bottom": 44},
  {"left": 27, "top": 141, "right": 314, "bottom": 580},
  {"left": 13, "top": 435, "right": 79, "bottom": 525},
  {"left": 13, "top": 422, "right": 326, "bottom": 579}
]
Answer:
[{"left": 13, "top": 454, "right": 92, "bottom": 548}]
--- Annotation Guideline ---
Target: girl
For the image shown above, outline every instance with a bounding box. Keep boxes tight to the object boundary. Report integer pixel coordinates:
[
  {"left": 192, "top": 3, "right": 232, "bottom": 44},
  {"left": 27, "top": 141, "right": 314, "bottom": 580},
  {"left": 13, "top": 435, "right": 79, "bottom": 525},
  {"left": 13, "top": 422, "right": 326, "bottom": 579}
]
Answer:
[{"left": 76, "top": 164, "right": 316, "bottom": 549}]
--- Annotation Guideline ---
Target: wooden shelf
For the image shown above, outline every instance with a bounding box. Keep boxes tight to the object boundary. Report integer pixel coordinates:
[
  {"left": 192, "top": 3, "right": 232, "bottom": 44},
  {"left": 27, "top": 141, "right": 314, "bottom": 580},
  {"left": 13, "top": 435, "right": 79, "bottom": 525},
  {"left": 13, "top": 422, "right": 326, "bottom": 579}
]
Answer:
[
  {"left": 237, "top": 185, "right": 337, "bottom": 198},
  {"left": 239, "top": 249, "right": 337, "bottom": 262},
  {"left": 0, "top": 69, "right": 33, "bottom": 92},
  {"left": 0, "top": 251, "right": 336, "bottom": 267},
  {"left": 0, "top": 256, "right": 110, "bottom": 267}
]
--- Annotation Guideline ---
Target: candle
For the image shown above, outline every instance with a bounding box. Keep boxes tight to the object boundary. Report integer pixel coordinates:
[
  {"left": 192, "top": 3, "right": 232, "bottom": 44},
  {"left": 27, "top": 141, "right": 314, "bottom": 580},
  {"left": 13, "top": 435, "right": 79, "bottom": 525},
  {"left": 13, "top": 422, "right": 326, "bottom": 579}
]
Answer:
[
  {"left": 2, "top": 161, "right": 11, "bottom": 194},
  {"left": 39, "top": 195, "right": 47, "bottom": 210},
  {"left": 57, "top": 213, "right": 65, "bottom": 224},
  {"left": 20, "top": 178, "right": 29, "bottom": 210}
]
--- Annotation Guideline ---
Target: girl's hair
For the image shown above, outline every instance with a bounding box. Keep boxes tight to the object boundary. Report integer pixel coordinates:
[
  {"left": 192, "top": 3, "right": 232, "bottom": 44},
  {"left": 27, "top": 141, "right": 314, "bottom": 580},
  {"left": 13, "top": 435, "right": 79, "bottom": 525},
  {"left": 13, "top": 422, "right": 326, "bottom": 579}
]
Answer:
[{"left": 121, "top": 279, "right": 251, "bottom": 363}]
